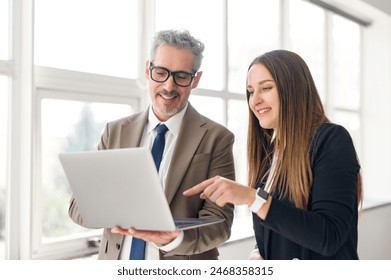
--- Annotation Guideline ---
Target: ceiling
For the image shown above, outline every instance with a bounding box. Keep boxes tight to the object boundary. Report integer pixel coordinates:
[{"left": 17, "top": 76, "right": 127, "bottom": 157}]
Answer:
[{"left": 361, "top": 0, "right": 391, "bottom": 16}]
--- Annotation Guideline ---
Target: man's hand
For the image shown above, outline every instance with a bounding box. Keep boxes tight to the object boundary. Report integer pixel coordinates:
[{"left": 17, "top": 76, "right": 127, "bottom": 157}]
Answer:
[{"left": 111, "top": 227, "right": 180, "bottom": 245}]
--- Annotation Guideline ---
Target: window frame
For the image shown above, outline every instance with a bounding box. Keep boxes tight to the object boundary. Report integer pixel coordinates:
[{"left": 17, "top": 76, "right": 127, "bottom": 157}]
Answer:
[{"left": 32, "top": 67, "right": 141, "bottom": 259}]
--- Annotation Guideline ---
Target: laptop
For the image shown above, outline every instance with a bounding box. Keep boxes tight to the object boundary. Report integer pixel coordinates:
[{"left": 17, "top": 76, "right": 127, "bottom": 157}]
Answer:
[{"left": 59, "top": 147, "right": 225, "bottom": 231}]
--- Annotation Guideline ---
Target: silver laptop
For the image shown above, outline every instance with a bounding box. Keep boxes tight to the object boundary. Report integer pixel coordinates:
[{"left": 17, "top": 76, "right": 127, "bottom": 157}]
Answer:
[{"left": 59, "top": 147, "right": 224, "bottom": 231}]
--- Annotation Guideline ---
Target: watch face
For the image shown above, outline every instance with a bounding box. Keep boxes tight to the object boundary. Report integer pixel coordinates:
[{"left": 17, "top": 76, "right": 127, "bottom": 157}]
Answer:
[{"left": 257, "top": 187, "right": 269, "bottom": 200}]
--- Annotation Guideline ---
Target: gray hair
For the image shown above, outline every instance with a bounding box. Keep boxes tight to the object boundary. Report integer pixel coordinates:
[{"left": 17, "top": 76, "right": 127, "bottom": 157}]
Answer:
[{"left": 150, "top": 29, "right": 205, "bottom": 72}]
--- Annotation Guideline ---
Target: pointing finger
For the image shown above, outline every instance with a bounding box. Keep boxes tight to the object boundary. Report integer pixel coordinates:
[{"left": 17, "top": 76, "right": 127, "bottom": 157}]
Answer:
[{"left": 183, "top": 176, "right": 219, "bottom": 196}]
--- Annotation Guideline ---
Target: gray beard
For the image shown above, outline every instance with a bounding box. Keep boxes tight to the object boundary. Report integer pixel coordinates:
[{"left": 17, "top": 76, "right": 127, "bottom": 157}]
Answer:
[{"left": 152, "top": 101, "right": 186, "bottom": 118}]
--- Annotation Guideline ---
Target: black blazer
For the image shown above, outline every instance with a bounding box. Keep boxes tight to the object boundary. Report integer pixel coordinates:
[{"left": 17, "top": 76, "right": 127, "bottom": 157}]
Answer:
[{"left": 253, "top": 123, "right": 360, "bottom": 260}]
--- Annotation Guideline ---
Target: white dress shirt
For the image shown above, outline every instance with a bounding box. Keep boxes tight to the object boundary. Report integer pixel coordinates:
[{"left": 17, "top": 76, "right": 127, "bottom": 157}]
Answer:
[{"left": 119, "top": 103, "right": 188, "bottom": 260}]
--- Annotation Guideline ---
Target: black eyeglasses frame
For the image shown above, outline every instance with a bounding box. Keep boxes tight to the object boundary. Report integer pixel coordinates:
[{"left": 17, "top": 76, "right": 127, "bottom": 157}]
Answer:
[{"left": 149, "top": 62, "right": 196, "bottom": 87}]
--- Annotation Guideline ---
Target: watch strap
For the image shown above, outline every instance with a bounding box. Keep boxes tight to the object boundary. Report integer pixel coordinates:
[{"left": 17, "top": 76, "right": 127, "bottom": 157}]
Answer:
[{"left": 249, "top": 187, "right": 269, "bottom": 213}]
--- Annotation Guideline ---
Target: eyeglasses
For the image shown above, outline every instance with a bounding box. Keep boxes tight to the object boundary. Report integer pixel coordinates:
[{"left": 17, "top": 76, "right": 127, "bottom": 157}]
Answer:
[{"left": 149, "top": 62, "right": 196, "bottom": 87}]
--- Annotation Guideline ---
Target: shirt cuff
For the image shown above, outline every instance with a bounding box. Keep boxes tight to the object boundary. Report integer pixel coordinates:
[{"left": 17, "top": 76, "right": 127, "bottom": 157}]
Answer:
[
  {"left": 154, "top": 231, "right": 184, "bottom": 252},
  {"left": 248, "top": 248, "right": 263, "bottom": 260}
]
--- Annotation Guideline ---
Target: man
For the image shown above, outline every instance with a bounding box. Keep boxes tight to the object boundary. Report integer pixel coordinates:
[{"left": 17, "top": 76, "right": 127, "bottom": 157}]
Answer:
[{"left": 68, "top": 29, "right": 235, "bottom": 260}]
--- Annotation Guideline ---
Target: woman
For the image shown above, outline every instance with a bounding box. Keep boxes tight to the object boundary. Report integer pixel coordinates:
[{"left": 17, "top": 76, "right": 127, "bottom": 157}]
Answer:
[{"left": 184, "top": 50, "right": 363, "bottom": 260}]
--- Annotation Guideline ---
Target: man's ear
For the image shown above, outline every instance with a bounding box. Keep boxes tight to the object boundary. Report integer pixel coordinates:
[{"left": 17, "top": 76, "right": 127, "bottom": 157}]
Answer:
[
  {"left": 191, "top": 71, "right": 203, "bottom": 89},
  {"left": 144, "top": 60, "right": 150, "bottom": 80}
]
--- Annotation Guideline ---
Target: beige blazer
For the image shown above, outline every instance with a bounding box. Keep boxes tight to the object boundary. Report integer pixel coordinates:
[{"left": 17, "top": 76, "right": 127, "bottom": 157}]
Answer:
[{"left": 69, "top": 103, "right": 235, "bottom": 260}]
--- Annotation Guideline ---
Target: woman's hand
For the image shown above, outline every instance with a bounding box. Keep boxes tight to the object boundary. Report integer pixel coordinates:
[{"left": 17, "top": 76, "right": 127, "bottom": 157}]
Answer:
[{"left": 183, "top": 176, "right": 256, "bottom": 207}]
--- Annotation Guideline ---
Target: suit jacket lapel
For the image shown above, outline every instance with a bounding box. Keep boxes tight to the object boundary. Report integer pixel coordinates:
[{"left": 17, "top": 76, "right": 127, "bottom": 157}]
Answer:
[
  {"left": 164, "top": 104, "right": 207, "bottom": 204},
  {"left": 120, "top": 110, "right": 148, "bottom": 148}
]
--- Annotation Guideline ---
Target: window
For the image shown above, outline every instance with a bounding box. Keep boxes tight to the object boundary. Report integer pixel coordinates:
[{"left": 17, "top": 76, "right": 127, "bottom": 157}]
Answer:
[
  {"left": 33, "top": 0, "right": 142, "bottom": 258},
  {"left": 155, "top": 0, "right": 225, "bottom": 91},
  {"left": 288, "top": 0, "right": 326, "bottom": 101},
  {"left": 330, "top": 14, "right": 361, "bottom": 155},
  {"left": 286, "top": 1, "right": 361, "bottom": 153},
  {"left": 31, "top": 66, "right": 140, "bottom": 258},
  {"left": 189, "top": 95, "right": 224, "bottom": 125},
  {"left": 331, "top": 15, "right": 361, "bottom": 111},
  {"left": 227, "top": 99, "right": 248, "bottom": 184},
  {"left": 39, "top": 99, "right": 132, "bottom": 242},
  {"left": 228, "top": 0, "right": 280, "bottom": 93},
  {"left": 34, "top": 0, "right": 139, "bottom": 78}
]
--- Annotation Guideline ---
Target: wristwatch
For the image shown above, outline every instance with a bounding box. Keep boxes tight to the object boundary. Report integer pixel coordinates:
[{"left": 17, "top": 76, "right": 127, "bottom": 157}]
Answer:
[{"left": 249, "top": 187, "right": 269, "bottom": 213}]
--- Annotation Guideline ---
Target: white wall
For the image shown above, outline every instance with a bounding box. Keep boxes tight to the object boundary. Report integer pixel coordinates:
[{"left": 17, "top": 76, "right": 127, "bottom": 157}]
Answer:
[
  {"left": 358, "top": 203, "right": 391, "bottom": 259},
  {"left": 359, "top": 1, "right": 391, "bottom": 201},
  {"left": 330, "top": 0, "right": 391, "bottom": 202}
]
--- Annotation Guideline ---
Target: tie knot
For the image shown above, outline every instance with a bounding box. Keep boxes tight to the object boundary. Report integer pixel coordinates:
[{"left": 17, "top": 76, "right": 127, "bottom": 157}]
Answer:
[{"left": 156, "top": 124, "right": 168, "bottom": 135}]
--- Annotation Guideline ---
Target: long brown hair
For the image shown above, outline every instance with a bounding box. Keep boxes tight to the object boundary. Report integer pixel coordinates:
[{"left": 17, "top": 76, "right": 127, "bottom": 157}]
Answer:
[{"left": 246, "top": 50, "right": 362, "bottom": 209}]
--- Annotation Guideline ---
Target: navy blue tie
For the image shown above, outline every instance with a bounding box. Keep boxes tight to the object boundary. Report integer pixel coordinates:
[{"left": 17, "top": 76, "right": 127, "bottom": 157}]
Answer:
[
  {"left": 129, "top": 124, "right": 168, "bottom": 260},
  {"left": 150, "top": 124, "right": 169, "bottom": 171}
]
